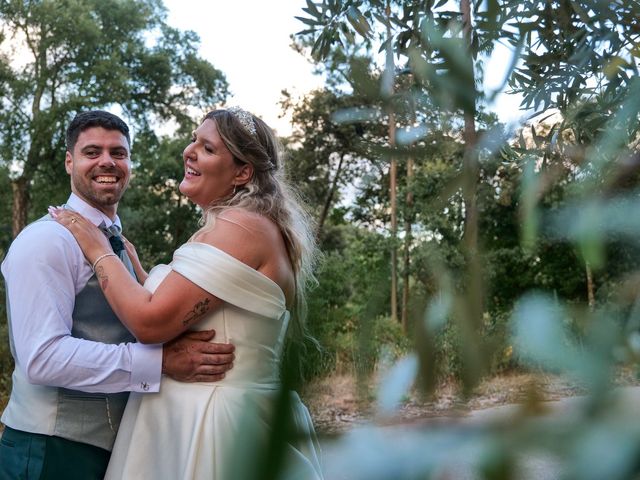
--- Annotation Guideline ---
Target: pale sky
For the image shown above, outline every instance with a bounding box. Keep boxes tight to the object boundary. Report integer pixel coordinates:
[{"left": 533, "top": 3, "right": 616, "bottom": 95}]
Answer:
[
  {"left": 163, "top": 0, "right": 324, "bottom": 136},
  {"left": 162, "top": 1, "right": 525, "bottom": 136},
  {"left": 3, "top": 0, "right": 524, "bottom": 136}
]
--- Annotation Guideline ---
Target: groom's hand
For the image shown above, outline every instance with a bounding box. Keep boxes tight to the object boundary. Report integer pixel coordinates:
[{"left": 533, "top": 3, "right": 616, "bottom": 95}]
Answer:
[{"left": 162, "top": 330, "right": 235, "bottom": 382}]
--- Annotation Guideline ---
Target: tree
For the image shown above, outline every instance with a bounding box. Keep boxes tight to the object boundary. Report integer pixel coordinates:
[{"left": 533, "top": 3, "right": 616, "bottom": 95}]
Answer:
[
  {"left": 283, "top": 4, "right": 640, "bottom": 474},
  {"left": 281, "top": 88, "right": 369, "bottom": 239},
  {"left": 296, "top": 0, "right": 492, "bottom": 379},
  {"left": 0, "top": 0, "right": 228, "bottom": 237},
  {"left": 118, "top": 126, "right": 201, "bottom": 268}
]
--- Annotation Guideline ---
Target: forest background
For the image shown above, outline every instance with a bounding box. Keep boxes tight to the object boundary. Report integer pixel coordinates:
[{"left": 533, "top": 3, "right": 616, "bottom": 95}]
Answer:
[{"left": 2, "top": 1, "right": 640, "bottom": 478}]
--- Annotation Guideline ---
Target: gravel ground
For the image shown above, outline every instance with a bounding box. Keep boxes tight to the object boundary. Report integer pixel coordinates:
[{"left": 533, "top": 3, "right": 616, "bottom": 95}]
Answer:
[{"left": 301, "top": 369, "right": 640, "bottom": 435}]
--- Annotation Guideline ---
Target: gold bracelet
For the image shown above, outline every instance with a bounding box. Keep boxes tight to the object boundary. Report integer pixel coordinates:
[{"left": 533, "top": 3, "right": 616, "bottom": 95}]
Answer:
[{"left": 92, "top": 252, "right": 118, "bottom": 272}]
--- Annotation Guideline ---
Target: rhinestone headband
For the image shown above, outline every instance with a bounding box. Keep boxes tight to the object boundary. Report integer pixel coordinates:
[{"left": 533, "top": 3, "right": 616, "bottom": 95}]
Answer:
[{"left": 226, "top": 106, "right": 257, "bottom": 137}]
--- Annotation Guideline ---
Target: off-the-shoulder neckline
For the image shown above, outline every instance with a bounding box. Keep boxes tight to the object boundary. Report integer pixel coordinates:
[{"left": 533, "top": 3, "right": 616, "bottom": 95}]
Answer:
[{"left": 178, "top": 241, "right": 286, "bottom": 302}]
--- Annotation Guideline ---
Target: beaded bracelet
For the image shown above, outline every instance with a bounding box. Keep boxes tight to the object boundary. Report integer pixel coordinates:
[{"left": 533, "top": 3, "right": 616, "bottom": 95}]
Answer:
[{"left": 92, "top": 252, "right": 118, "bottom": 272}]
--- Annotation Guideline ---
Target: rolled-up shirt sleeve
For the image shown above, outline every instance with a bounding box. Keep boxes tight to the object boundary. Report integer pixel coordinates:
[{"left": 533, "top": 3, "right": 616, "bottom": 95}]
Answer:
[{"left": 2, "top": 220, "right": 161, "bottom": 394}]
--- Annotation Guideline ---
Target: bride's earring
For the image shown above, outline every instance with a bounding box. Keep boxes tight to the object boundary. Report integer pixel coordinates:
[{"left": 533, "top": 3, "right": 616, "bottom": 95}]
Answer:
[{"left": 232, "top": 184, "right": 237, "bottom": 195}]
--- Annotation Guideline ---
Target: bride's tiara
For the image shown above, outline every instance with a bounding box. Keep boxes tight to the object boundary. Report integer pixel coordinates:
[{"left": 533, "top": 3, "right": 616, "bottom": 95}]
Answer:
[{"left": 226, "top": 106, "right": 257, "bottom": 138}]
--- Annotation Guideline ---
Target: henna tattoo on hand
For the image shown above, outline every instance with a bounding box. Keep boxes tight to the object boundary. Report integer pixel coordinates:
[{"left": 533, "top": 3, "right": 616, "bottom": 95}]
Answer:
[
  {"left": 96, "top": 265, "right": 109, "bottom": 291},
  {"left": 182, "top": 298, "right": 211, "bottom": 326}
]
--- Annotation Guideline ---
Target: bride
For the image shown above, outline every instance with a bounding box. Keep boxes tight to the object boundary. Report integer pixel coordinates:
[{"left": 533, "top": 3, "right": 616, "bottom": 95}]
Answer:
[{"left": 54, "top": 107, "right": 323, "bottom": 479}]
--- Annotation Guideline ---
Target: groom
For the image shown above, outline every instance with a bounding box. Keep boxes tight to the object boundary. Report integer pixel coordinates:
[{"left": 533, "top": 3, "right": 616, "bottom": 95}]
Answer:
[{"left": 0, "top": 110, "right": 234, "bottom": 479}]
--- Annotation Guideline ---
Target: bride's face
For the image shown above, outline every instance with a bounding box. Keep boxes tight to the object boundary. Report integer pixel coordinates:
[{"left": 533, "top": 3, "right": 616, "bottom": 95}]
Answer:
[{"left": 179, "top": 119, "right": 239, "bottom": 208}]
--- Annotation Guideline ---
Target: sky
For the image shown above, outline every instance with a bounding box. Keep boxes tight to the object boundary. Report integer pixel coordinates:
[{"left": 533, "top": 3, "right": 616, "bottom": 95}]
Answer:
[
  {"left": 162, "top": 0, "right": 325, "bottom": 136},
  {"left": 162, "top": 0, "right": 526, "bottom": 136}
]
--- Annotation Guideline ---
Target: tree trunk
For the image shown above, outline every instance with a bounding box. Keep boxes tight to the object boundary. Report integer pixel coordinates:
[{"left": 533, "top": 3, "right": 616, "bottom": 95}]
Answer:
[
  {"left": 385, "top": 2, "right": 398, "bottom": 323},
  {"left": 316, "top": 154, "right": 345, "bottom": 238},
  {"left": 461, "top": 0, "right": 479, "bottom": 279},
  {"left": 460, "top": 0, "right": 478, "bottom": 243},
  {"left": 459, "top": 0, "right": 484, "bottom": 386},
  {"left": 586, "top": 261, "right": 595, "bottom": 310},
  {"left": 401, "top": 155, "right": 414, "bottom": 332},
  {"left": 389, "top": 111, "right": 398, "bottom": 323},
  {"left": 11, "top": 176, "right": 30, "bottom": 238}
]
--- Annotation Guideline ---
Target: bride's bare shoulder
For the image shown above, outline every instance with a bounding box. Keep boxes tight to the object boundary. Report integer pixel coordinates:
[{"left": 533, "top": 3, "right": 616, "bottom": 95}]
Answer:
[
  {"left": 219, "top": 209, "right": 280, "bottom": 237},
  {"left": 193, "top": 209, "right": 280, "bottom": 268}
]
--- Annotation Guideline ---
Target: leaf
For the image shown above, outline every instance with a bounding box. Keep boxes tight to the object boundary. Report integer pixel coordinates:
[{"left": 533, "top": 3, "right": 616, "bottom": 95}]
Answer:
[
  {"left": 377, "top": 36, "right": 391, "bottom": 54},
  {"left": 346, "top": 5, "right": 372, "bottom": 39},
  {"left": 376, "top": 354, "right": 418, "bottom": 415},
  {"left": 332, "top": 107, "right": 382, "bottom": 124},
  {"left": 483, "top": 0, "right": 500, "bottom": 34},
  {"left": 568, "top": 0, "right": 591, "bottom": 24},
  {"left": 373, "top": 11, "right": 387, "bottom": 26},
  {"left": 396, "top": 124, "right": 428, "bottom": 145},
  {"left": 518, "top": 129, "right": 527, "bottom": 150},
  {"left": 425, "top": 290, "right": 453, "bottom": 332},
  {"left": 511, "top": 293, "right": 575, "bottom": 371},
  {"left": 310, "top": 33, "right": 326, "bottom": 60},
  {"left": 530, "top": 125, "right": 540, "bottom": 148},
  {"left": 295, "top": 15, "right": 320, "bottom": 27},
  {"left": 305, "top": 0, "right": 320, "bottom": 16},
  {"left": 603, "top": 56, "right": 627, "bottom": 79}
]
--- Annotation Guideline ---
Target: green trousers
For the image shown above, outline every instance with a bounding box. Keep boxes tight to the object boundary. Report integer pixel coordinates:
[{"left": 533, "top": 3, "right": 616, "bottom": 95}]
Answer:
[{"left": 0, "top": 427, "right": 110, "bottom": 480}]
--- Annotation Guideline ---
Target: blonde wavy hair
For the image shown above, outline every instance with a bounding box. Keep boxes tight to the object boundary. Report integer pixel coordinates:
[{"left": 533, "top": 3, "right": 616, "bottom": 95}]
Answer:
[{"left": 193, "top": 109, "right": 318, "bottom": 352}]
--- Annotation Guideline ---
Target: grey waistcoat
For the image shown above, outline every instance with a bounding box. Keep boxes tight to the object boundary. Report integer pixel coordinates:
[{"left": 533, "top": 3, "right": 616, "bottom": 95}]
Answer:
[
  {"left": 4, "top": 215, "right": 136, "bottom": 451},
  {"left": 53, "top": 272, "right": 136, "bottom": 451}
]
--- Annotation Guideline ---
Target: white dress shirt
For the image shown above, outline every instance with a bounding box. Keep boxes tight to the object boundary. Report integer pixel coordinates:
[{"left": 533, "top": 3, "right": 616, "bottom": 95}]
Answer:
[{"left": 1, "top": 193, "right": 161, "bottom": 394}]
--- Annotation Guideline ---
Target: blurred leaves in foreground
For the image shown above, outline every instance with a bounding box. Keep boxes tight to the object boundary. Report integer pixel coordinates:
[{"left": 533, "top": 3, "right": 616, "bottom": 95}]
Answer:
[{"left": 282, "top": 1, "right": 640, "bottom": 479}]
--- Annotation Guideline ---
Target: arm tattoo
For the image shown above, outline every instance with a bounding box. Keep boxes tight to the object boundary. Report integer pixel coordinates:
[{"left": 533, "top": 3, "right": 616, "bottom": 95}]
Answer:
[
  {"left": 182, "top": 298, "right": 211, "bottom": 326},
  {"left": 96, "top": 266, "right": 109, "bottom": 291}
]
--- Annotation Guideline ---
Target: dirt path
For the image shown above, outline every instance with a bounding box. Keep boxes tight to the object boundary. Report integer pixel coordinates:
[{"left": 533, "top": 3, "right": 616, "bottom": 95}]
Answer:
[{"left": 301, "top": 369, "right": 640, "bottom": 435}]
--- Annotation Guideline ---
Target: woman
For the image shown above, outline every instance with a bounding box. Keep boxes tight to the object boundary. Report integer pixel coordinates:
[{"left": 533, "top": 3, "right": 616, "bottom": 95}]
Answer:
[{"left": 54, "top": 107, "right": 323, "bottom": 479}]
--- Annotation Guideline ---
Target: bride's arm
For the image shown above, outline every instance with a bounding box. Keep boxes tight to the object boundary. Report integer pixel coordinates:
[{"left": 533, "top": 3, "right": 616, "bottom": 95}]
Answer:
[
  {"left": 54, "top": 210, "right": 262, "bottom": 344},
  {"left": 122, "top": 235, "right": 148, "bottom": 284},
  {"left": 92, "top": 254, "right": 221, "bottom": 343}
]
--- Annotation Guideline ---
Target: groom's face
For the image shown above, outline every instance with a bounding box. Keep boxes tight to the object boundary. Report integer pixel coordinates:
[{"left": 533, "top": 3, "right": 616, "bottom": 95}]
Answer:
[{"left": 65, "top": 126, "right": 131, "bottom": 218}]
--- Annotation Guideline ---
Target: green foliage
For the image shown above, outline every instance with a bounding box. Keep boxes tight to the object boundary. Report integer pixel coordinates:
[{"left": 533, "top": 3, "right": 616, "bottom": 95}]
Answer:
[
  {"left": 119, "top": 127, "right": 201, "bottom": 266},
  {"left": 304, "top": 225, "right": 397, "bottom": 378},
  {"left": 1, "top": 1, "right": 640, "bottom": 477},
  {"left": 0, "top": 0, "right": 228, "bottom": 233},
  {"left": 502, "top": 0, "right": 640, "bottom": 116},
  {"left": 294, "top": 1, "right": 640, "bottom": 478},
  {"left": 282, "top": 88, "right": 374, "bottom": 235}
]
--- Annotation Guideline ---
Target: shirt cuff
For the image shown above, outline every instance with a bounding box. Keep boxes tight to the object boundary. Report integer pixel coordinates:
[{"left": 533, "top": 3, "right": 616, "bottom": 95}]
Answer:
[{"left": 130, "top": 343, "right": 162, "bottom": 393}]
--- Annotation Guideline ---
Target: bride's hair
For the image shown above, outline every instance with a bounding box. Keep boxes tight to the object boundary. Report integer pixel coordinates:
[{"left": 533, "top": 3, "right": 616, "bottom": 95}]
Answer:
[{"left": 194, "top": 108, "right": 319, "bottom": 361}]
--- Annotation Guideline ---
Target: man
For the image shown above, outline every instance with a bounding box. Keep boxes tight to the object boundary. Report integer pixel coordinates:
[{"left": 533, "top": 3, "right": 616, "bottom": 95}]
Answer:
[{"left": 0, "top": 111, "right": 234, "bottom": 479}]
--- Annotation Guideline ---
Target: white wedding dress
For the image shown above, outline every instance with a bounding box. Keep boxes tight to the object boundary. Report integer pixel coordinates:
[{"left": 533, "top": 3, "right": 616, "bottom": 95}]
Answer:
[{"left": 104, "top": 243, "right": 323, "bottom": 480}]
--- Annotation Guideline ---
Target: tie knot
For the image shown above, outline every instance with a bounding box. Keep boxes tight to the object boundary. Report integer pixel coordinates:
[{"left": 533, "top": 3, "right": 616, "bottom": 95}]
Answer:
[
  {"left": 100, "top": 223, "right": 124, "bottom": 255},
  {"left": 103, "top": 224, "right": 122, "bottom": 237},
  {"left": 109, "top": 235, "right": 124, "bottom": 255}
]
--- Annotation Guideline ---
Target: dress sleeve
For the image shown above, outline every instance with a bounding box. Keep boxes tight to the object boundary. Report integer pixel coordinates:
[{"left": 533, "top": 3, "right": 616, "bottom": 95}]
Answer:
[{"left": 170, "top": 243, "right": 286, "bottom": 319}]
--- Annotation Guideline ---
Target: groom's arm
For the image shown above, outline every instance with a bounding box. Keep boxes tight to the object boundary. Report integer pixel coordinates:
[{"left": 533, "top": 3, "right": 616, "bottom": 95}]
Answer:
[{"left": 3, "top": 222, "right": 162, "bottom": 393}]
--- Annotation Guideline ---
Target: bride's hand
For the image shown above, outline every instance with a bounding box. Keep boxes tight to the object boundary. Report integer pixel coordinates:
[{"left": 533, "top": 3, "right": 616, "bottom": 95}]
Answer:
[{"left": 51, "top": 208, "right": 111, "bottom": 265}]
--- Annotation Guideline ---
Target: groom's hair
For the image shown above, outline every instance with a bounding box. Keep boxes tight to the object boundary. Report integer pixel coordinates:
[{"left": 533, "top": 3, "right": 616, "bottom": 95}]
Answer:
[{"left": 66, "top": 110, "right": 131, "bottom": 152}]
